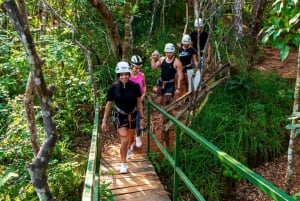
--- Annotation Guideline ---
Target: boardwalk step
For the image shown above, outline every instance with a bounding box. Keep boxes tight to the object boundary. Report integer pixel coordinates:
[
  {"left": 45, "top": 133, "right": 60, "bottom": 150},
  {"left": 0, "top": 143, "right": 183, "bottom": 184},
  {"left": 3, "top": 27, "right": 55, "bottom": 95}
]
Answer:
[{"left": 100, "top": 153, "right": 171, "bottom": 201}]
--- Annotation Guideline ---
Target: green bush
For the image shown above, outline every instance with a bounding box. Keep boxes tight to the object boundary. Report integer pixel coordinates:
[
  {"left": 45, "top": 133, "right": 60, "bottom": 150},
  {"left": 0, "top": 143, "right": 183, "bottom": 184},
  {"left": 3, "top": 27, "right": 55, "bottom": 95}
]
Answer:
[{"left": 155, "top": 71, "right": 293, "bottom": 200}]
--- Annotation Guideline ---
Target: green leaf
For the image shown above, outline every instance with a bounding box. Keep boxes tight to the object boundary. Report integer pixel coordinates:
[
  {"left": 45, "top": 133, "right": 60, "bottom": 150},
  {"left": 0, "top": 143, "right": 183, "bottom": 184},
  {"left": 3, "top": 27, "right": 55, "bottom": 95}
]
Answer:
[
  {"left": 273, "top": 29, "right": 283, "bottom": 40},
  {"left": 289, "top": 13, "right": 300, "bottom": 25},
  {"left": 274, "top": 1, "right": 284, "bottom": 13},
  {"left": 280, "top": 45, "right": 289, "bottom": 60},
  {"left": 286, "top": 124, "right": 300, "bottom": 130},
  {"left": 0, "top": 172, "right": 19, "bottom": 187},
  {"left": 292, "top": 35, "right": 300, "bottom": 46},
  {"left": 274, "top": 40, "right": 285, "bottom": 49}
]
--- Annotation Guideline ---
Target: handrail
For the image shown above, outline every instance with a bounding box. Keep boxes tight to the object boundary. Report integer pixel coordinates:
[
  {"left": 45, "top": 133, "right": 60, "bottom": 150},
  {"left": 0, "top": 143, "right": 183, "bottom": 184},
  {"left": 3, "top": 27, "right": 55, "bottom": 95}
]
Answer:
[
  {"left": 82, "top": 104, "right": 100, "bottom": 201},
  {"left": 146, "top": 100, "right": 295, "bottom": 201}
]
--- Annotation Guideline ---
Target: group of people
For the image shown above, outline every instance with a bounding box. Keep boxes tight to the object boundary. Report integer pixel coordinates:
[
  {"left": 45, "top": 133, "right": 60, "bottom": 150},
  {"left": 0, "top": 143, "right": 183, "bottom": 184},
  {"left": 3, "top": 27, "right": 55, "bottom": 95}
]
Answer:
[{"left": 101, "top": 18, "right": 210, "bottom": 174}]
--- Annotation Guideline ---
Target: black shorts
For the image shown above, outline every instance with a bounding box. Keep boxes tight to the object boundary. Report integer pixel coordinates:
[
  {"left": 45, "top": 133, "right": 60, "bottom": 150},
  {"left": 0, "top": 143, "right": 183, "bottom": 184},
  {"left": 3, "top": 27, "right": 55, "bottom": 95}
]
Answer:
[{"left": 113, "top": 110, "right": 137, "bottom": 129}]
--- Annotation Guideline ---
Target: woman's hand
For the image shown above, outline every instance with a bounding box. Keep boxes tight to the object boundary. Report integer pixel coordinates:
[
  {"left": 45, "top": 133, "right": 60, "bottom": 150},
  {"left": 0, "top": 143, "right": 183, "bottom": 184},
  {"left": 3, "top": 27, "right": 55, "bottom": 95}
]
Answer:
[
  {"left": 101, "top": 120, "right": 108, "bottom": 132},
  {"left": 139, "top": 118, "right": 146, "bottom": 128}
]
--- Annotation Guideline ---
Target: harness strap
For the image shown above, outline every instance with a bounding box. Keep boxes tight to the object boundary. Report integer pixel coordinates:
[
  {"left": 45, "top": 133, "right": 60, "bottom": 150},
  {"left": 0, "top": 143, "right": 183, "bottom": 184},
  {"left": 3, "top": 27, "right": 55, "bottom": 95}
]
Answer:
[
  {"left": 159, "top": 78, "right": 175, "bottom": 83},
  {"left": 183, "top": 64, "right": 194, "bottom": 69},
  {"left": 114, "top": 105, "right": 137, "bottom": 115}
]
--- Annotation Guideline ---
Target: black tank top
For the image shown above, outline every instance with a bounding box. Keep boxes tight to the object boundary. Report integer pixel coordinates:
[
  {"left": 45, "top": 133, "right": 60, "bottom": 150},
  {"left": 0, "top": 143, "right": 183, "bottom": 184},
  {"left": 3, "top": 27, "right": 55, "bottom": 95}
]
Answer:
[{"left": 161, "top": 57, "right": 176, "bottom": 81}]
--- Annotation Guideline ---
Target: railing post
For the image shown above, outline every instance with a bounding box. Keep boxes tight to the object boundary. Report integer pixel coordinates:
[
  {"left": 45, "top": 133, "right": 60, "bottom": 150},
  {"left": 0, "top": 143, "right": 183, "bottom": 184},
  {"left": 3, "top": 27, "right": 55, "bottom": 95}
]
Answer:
[
  {"left": 146, "top": 100, "right": 151, "bottom": 154},
  {"left": 173, "top": 125, "right": 180, "bottom": 201}
]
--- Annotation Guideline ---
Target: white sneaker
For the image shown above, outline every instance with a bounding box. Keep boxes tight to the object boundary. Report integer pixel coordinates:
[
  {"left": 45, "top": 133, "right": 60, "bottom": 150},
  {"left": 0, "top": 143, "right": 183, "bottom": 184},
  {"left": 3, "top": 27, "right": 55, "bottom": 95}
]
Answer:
[
  {"left": 126, "top": 148, "right": 132, "bottom": 159},
  {"left": 136, "top": 136, "right": 142, "bottom": 148},
  {"left": 130, "top": 143, "right": 134, "bottom": 151},
  {"left": 120, "top": 163, "right": 128, "bottom": 174}
]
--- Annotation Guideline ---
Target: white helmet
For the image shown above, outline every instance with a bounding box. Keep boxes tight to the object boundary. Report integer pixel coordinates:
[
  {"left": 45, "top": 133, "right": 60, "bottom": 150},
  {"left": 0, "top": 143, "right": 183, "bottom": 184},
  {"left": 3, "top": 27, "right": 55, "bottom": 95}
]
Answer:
[
  {"left": 130, "top": 55, "right": 143, "bottom": 66},
  {"left": 164, "top": 43, "right": 175, "bottom": 53},
  {"left": 115, "top": 61, "right": 130, "bottom": 74},
  {"left": 181, "top": 34, "right": 191, "bottom": 45},
  {"left": 194, "top": 18, "right": 204, "bottom": 27}
]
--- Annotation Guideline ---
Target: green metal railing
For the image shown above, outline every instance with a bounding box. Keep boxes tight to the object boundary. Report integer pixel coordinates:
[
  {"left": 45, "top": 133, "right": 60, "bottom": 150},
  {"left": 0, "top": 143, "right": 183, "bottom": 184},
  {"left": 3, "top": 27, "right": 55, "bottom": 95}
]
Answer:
[
  {"left": 82, "top": 104, "right": 100, "bottom": 201},
  {"left": 146, "top": 100, "right": 295, "bottom": 201},
  {"left": 82, "top": 101, "right": 295, "bottom": 201}
]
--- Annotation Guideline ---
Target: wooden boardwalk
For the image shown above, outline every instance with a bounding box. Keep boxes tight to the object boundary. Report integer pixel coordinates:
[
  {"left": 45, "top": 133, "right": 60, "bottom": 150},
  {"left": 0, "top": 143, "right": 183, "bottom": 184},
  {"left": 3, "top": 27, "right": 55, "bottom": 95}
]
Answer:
[{"left": 100, "top": 153, "right": 170, "bottom": 201}]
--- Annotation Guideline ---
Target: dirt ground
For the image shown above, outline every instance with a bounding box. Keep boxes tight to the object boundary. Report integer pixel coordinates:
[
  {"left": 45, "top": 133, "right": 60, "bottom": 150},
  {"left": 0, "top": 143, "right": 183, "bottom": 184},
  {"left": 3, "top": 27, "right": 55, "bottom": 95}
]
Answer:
[
  {"left": 234, "top": 47, "right": 300, "bottom": 200},
  {"left": 98, "top": 47, "right": 300, "bottom": 200}
]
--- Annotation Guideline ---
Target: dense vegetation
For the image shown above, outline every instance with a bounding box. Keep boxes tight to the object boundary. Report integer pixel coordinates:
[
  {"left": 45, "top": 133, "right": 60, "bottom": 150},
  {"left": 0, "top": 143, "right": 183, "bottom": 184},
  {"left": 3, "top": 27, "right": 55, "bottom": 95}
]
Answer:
[
  {"left": 151, "top": 72, "right": 293, "bottom": 200},
  {"left": 0, "top": 0, "right": 298, "bottom": 200}
]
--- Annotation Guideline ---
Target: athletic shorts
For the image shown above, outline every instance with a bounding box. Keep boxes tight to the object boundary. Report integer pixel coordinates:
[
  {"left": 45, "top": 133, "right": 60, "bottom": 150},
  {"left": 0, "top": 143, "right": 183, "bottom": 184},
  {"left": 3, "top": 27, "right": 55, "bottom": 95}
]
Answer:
[
  {"left": 113, "top": 110, "right": 137, "bottom": 129},
  {"left": 157, "top": 81, "right": 175, "bottom": 97}
]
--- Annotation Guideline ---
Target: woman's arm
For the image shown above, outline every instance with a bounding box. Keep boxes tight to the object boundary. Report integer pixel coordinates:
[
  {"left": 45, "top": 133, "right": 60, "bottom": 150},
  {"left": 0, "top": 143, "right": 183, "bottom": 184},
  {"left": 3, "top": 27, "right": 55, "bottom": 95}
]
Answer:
[
  {"left": 192, "top": 53, "right": 198, "bottom": 67},
  {"left": 151, "top": 53, "right": 162, "bottom": 70},
  {"left": 142, "top": 73, "right": 147, "bottom": 101},
  {"left": 137, "top": 97, "right": 145, "bottom": 127},
  {"left": 101, "top": 101, "right": 112, "bottom": 132}
]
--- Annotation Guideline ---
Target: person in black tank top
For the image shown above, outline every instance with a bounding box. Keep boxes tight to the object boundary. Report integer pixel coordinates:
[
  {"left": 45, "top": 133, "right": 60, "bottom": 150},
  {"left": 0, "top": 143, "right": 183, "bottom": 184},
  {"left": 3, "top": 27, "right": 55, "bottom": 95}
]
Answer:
[{"left": 151, "top": 43, "right": 183, "bottom": 106}]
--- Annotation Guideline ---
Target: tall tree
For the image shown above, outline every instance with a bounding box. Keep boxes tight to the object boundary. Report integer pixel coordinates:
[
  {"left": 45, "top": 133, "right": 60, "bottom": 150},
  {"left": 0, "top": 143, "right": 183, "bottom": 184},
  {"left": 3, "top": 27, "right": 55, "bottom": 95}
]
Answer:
[
  {"left": 4, "top": 0, "right": 58, "bottom": 200},
  {"left": 87, "top": 0, "right": 123, "bottom": 58},
  {"left": 262, "top": 0, "right": 300, "bottom": 194},
  {"left": 232, "top": 0, "right": 243, "bottom": 40},
  {"left": 248, "top": 0, "right": 269, "bottom": 67}
]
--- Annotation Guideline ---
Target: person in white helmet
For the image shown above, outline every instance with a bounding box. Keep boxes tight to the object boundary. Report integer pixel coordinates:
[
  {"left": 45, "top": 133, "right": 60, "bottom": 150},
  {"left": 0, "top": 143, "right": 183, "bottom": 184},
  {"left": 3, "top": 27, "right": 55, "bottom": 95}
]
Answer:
[
  {"left": 128, "top": 55, "right": 146, "bottom": 150},
  {"left": 151, "top": 43, "right": 183, "bottom": 106},
  {"left": 190, "top": 18, "right": 211, "bottom": 68},
  {"left": 101, "top": 61, "right": 145, "bottom": 174},
  {"left": 178, "top": 34, "right": 198, "bottom": 94},
  {"left": 190, "top": 18, "right": 211, "bottom": 90}
]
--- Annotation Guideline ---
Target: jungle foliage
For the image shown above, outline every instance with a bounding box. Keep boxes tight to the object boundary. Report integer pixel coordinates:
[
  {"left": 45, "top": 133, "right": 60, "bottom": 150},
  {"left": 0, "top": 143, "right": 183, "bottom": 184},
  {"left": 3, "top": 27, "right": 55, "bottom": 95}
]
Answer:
[{"left": 0, "top": 0, "right": 297, "bottom": 200}]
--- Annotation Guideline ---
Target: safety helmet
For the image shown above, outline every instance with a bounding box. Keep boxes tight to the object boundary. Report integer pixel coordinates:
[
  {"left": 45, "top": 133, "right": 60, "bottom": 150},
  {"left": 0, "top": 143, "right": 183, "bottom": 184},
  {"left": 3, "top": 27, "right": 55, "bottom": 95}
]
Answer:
[
  {"left": 194, "top": 18, "right": 204, "bottom": 27},
  {"left": 130, "top": 55, "right": 143, "bottom": 66},
  {"left": 115, "top": 61, "right": 130, "bottom": 74},
  {"left": 181, "top": 34, "right": 191, "bottom": 45},
  {"left": 164, "top": 43, "right": 175, "bottom": 53}
]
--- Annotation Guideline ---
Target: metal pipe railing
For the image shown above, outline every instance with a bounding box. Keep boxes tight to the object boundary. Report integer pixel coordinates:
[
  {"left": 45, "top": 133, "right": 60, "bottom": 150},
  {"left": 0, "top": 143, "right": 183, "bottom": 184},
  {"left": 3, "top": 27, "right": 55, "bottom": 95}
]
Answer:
[
  {"left": 146, "top": 100, "right": 295, "bottom": 201},
  {"left": 82, "top": 104, "right": 100, "bottom": 201}
]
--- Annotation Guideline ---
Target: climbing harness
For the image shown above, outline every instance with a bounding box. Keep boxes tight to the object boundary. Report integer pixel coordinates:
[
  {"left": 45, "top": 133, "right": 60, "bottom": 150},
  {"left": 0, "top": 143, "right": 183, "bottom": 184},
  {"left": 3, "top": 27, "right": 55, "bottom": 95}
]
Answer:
[
  {"left": 114, "top": 105, "right": 137, "bottom": 130},
  {"left": 114, "top": 105, "right": 137, "bottom": 115}
]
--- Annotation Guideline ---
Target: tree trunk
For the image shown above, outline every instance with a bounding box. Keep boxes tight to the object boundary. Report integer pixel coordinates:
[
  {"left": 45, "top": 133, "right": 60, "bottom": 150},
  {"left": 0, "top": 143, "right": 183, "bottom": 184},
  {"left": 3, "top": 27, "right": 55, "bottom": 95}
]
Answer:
[
  {"left": 248, "top": 0, "right": 268, "bottom": 68},
  {"left": 147, "top": 0, "right": 159, "bottom": 45},
  {"left": 285, "top": 45, "right": 300, "bottom": 194},
  {"left": 4, "top": 0, "right": 57, "bottom": 200},
  {"left": 232, "top": 0, "right": 243, "bottom": 40},
  {"left": 193, "top": 0, "right": 199, "bottom": 19},
  {"left": 24, "top": 73, "right": 40, "bottom": 156},
  {"left": 87, "top": 0, "right": 123, "bottom": 59},
  {"left": 122, "top": 0, "right": 131, "bottom": 61}
]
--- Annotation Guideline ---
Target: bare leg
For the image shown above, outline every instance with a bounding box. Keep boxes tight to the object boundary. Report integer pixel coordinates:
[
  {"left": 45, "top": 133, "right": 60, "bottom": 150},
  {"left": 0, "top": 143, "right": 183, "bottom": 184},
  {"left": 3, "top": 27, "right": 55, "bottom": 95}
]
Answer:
[
  {"left": 156, "top": 95, "right": 163, "bottom": 106},
  {"left": 118, "top": 127, "right": 128, "bottom": 163},
  {"left": 127, "top": 128, "right": 135, "bottom": 150}
]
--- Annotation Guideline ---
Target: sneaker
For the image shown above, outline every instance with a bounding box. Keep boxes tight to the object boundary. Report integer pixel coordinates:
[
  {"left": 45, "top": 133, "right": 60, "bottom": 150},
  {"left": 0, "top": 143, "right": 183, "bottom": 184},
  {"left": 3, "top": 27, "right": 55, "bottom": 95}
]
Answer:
[
  {"left": 120, "top": 163, "right": 128, "bottom": 174},
  {"left": 130, "top": 143, "right": 134, "bottom": 151},
  {"left": 136, "top": 136, "right": 142, "bottom": 148},
  {"left": 126, "top": 148, "right": 132, "bottom": 160}
]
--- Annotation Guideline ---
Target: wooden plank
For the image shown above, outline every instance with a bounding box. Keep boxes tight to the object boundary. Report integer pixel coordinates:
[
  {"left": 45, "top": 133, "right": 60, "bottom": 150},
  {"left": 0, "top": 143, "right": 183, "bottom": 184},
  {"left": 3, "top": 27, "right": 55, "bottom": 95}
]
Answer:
[
  {"left": 99, "top": 153, "right": 171, "bottom": 201},
  {"left": 100, "top": 161, "right": 155, "bottom": 174},
  {"left": 105, "top": 177, "right": 162, "bottom": 189},
  {"left": 113, "top": 189, "right": 170, "bottom": 201},
  {"left": 111, "top": 183, "right": 164, "bottom": 194},
  {"left": 101, "top": 153, "right": 148, "bottom": 162}
]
